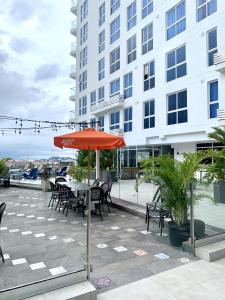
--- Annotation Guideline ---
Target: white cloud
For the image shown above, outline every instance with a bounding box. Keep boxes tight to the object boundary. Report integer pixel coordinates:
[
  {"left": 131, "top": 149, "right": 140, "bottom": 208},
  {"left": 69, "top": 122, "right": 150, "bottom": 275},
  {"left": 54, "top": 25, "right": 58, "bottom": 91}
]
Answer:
[{"left": 0, "top": 0, "right": 75, "bottom": 159}]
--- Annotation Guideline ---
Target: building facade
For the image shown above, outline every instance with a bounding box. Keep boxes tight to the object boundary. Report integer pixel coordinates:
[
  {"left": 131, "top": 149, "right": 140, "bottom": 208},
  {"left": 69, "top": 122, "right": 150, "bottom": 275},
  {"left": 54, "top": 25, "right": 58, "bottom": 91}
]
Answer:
[{"left": 70, "top": 0, "right": 225, "bottom": 166}]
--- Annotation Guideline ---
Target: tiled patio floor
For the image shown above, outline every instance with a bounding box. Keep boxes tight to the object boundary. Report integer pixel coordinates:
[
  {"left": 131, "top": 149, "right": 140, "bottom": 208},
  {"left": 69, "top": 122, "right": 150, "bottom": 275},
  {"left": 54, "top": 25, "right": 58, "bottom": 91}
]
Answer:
[{"left": 0, "top": 187, "right": 195, "bottom": 294}]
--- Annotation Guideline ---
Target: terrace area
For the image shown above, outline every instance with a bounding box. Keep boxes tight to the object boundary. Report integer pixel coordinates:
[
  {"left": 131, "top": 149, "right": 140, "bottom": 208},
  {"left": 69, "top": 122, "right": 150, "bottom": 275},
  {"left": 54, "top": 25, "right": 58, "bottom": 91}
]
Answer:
[{"left": 0, "top": 187, "right": 194, "bottom": 298}]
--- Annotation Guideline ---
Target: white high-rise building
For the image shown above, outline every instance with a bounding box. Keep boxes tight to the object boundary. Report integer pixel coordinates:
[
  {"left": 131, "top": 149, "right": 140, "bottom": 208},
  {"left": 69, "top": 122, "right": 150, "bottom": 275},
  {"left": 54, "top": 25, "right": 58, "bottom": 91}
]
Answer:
[{"left": 70, "top": 0, "right": 225, "bottom": 166}]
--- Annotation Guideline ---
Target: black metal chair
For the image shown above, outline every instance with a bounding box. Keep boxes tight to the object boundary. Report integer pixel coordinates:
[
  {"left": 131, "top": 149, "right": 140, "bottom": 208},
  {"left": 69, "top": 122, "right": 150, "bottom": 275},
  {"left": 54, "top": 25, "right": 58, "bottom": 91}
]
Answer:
[
  {"left": 107, "top": 180, "right": 113, "bottom": 203},
  {"left": 0, "top": 202, "right": 6, "bottom": 263},
  {"left": 92, "top": 178, "right": 100, "bottom": 187},
  {"left": 145, "top": 187, "right": 172, "bottom": 236},
  {"left": 100, "top": 182, "right": 111, "bottom": 213},
  {"left": 55, "top": 177, "right": 67, "bottom": 184},
  {"left": 48, "top": 181, "right": 60, "bottom": 208},
  {"left": 90, "top": 186, "right": 104, "bottom": 221}
]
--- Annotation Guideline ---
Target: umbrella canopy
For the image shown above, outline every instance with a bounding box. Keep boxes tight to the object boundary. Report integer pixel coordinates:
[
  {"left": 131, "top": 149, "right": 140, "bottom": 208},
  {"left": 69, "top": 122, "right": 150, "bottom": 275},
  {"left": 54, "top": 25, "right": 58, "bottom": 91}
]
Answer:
[{"left": 54, "top": 128, "right": 126, "bottom": 150}]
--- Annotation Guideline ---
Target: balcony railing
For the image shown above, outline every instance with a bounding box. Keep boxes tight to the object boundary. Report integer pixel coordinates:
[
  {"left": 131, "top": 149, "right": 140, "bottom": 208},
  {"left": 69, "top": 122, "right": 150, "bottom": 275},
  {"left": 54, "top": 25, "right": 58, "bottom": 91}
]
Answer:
[
  {"left": 217, "top": 108, "right": 225, "bottom": 125},
  {"left": 69, "top": 110, "right": 76, "bottom": 122},
  {"left": 70, "top": 64, "right": 76, "bottom": 78},
  {"left": 90, "top": 94, "right": 124, "bottom": 115},
  {"left": 214, "top": 52, "right": 225, "bottom": 73},
  {"left": 70, "top": 42, "right": 77, "bottom": 57},
  {"left": 71, "top": 20, "right": 77, "bottom": 36},
  {"left": 70, "top": 87, "right": 76, "bottom": 101},
  {"left": 71, "top": 0, "right": 77, "bottom": 15}
]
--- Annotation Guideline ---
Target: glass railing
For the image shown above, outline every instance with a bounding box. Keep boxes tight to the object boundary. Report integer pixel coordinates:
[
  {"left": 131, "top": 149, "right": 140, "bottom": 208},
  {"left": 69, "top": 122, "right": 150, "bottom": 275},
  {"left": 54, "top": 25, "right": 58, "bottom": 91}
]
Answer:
[
  {"left": 71, "top": 64, "right": 76, "bottom": 74},
  {"left": 70, "top": 87, "right": 76, "bottom": 97},
  {"left": 71, "top": 42, "right": 77, "bottom": 53}
]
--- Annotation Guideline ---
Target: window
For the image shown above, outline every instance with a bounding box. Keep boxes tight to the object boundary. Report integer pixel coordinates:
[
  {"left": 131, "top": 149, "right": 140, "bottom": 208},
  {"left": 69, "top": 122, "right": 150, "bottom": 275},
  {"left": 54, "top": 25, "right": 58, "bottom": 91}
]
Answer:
[
  {"left": 98, "top": 86, "right": 104, "bottom": 102},
  {"left": 207, "top": 28, "right": 217, "bottom": 66},
  {"left": 127, "top": 1, "right": 136, "bottom": 31},
  {"left": 79, "top": 96, "right": 87, "bottom": 116},
  {"left": 110, "top": 16, "right": 120, "bottom": 44},
  {"left": 142, "top": 0, "right": 153, "bottom": 19},
  {"left": 80, "top": 47, "right": 88, "bottom": 68},
  {"left": 110, "top": 47, "right": 120, "bottom": 74},
  {"left": 99, "top": 116, "right": 104, "bottom": 131},
  {"left": 80, "top": 23, "right": 88, "bottom": 45},
  {"left": 166, "top": 1, "right": 186, "bottom": 40},
  {"left": 80, "top": 0, "right": 88, "bottom": 22},
  {"left": 124, "top": 72, "right": 133, "bottom": 99},
  {"left": 124, "top": 107, "right": 132, "bottom": 132},
  {"left": 197, "top": 0, "right": 217, "bottom": 22},
  {"left": 127, "top": 35, "right": 136, "bottom": 64},
  {"left": 99, "top": 30, "right": 105, "bottom": 53},
  {"left": 144, "top": 100, "right": 155, "bottom": 129},
  {"left": 90, "top": 118, "right": 96, "bottom": 128},
  {"left": 167, "top": 90, "right": 188, "bottom": 125},
  {"left": 144, "top": 61, "right": 155, "bottom": 91},
  {"left": 111, "top": 0, "right": 120, "bottom": 14},
  {"left": 98, "top": 58, "right": 105, "bottom": 81},
  {"left": 209, "top": 80, "right": 218, "bottom": 118},
  {"left": 79, "top": 70, "right": 87, "bottom": 92},
  {"left": 99, "top": 3, "right": 105, "bottom": 26},
  {"left": 110, "top": 111, "right": 120, "bottom": 130},
  {"left": 142, "top": 23, "right": 153, "bottom": 55},
  {"left": 167, "top": 45, "right": 186, "bottom": 82},
  {"left": 90, "top": 91, "right": 96, "bottom": 106},
  {"left": 110, "top": 78, "right": 120, "bottom": 97}
]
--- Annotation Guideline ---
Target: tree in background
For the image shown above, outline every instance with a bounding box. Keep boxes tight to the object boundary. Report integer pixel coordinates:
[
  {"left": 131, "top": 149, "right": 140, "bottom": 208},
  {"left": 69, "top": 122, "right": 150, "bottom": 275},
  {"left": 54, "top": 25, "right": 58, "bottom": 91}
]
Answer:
[{"left": 77, "top": 149, "right": 117, "bottom": 170}]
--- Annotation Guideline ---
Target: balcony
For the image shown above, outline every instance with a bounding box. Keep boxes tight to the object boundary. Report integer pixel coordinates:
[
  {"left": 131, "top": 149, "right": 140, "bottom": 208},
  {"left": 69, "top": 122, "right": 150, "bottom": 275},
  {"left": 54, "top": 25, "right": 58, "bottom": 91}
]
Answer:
[
  {"left": 70, "top": 64, "right": 76, "bottom": 79},
  {"left": 71, "top": 20, "right": 77, "bottom": 36},
  {"left": 90, "top": 94, "right": 124, "bottom": 116},
  {"left": 70, "top": 87, "right": 76, "bottom": 101},
  {"left": 69, "top": 110, "right": 76, "bottom": 122},
  {"left": 71, "top": 0, "right": 77, "bottom": 15},
  {"left": 217, "top": 108, "right": 225, "bottom": 126},
  {"left": 70, "top": 41, "right": 77, "bottom": 57},
  {"left": 214, "top": 52, "right": 225, "bottom": 73}
]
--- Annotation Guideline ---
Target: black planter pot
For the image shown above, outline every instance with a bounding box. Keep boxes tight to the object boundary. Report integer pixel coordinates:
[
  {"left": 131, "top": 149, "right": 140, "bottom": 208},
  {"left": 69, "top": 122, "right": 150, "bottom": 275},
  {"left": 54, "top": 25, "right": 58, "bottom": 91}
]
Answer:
[
  {"left": 168, "top": 221, "right": 189, "bottom": 247},
  {"left": 168, "top": 219, "right": 206, "bottom": 247}
]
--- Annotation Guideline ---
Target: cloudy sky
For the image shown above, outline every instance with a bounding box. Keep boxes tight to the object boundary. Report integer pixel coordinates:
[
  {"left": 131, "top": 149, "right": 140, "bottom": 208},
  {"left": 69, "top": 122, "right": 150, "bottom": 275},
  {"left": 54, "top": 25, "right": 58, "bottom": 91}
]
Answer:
[{"left": 0, "top": 0, "right": 75, "bottom": 159}]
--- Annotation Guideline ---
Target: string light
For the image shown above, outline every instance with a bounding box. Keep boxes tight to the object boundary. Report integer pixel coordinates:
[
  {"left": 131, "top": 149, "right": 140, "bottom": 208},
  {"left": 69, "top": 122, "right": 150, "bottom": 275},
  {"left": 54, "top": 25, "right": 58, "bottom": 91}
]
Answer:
[{"left": 0, "top": 115, "right": 101, "bottom": 136}]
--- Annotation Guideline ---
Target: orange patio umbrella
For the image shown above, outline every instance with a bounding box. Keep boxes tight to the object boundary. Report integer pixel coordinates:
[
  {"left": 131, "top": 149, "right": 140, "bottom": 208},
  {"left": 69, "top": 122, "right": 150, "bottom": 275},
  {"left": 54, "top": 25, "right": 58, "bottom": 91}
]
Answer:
[{"left": 54, "top": 128, "right": 126, "bottom": 184}]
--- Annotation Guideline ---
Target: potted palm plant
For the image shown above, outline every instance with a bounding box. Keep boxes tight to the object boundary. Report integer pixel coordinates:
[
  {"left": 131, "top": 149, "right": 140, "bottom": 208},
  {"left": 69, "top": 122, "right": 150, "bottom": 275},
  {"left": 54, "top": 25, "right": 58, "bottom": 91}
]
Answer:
[
  {"left": 207, "top": 127, "right": 225, "bottom": 203},
  {"left": 67, "top": 165, "right": 88, "bottom": 182},
  {"left": 141, "top": 152, "right": 211, "bottom": 247}
]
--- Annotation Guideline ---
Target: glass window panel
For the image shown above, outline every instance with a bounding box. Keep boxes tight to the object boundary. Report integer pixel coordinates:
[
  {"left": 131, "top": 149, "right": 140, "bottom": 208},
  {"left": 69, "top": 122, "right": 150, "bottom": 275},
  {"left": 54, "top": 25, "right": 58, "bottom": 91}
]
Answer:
[
  {"left": 168, "top": 112, "right": 176, "bottom": 125},
  {"left": 208, "top": 29, "right": 217, "bottom": 50},
  {"left": 198, "top": 6, "right": 206, "bottom": 21},
  {"left": 210, "top": 81, "right": 218, "bottom": 102},
  {"left": 168, "top": 94, "right": 177, "bottom": 111},
  {"left": 208, "top": 0, "right": 217, "bottom": 16},
  {"left": 176, "top": 46, "right": 186, "bottom": 63},
  {"left": 145, "top": 102, "right": 149, "bottom": 117},
  {"left": 177, "top": 63, "right": 187, "bottom": 78},
  {"left": 210, "top": 103, "right": 219, "bottom": 118},
  {"left": 167, "top": 51, "right": 176, "bottom": 68},
  {"left": 167, "top": 26, "right": 176, "bottom": 40},
  {"left": 176, "top": 2, "right": 185, "bottom": 19},
  {"left": 178, "top": 90, "right": 187, "bottom": 108},
  {"left": 167, "top": 9, "right": 175, "bottom": 27},
  {"left": 177, "top": 19, "right": 186, "bottom": 34},
  {"left": 144, "top": 118, "right": 149, "bottom": 129},
  {"left": 178, "top": 110, "right": 187, "bottom": 123},
  {"left": 150, "top": 117, "right": 155, "bottom": 128},
  {"left": 208, "top": 49, "right": 217, "bottom": 66},
  {"left": 167, "top": 68, "right": 176, "bottom": 82},
  {"left": 150, "top": 100, "right": 155, "bottom": 115}
]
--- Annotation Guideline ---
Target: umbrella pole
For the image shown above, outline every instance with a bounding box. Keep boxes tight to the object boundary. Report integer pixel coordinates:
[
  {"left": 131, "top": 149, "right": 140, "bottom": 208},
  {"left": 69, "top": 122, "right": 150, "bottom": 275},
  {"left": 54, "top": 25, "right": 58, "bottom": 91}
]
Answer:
[{"left": 86, "top": 149, "right": 91, "bottom": 280}]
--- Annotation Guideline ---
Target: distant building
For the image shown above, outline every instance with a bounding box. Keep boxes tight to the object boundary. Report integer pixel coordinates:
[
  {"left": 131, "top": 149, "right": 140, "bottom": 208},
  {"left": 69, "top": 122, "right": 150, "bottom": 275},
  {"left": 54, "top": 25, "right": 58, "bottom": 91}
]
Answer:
[{"left": 70, "top": 0, "right": 225, "bottom": 166}]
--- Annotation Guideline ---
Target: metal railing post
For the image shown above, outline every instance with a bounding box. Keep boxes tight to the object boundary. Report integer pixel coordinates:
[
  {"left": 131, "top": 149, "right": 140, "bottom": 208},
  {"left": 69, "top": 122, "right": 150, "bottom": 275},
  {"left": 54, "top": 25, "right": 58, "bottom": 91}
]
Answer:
[
  {"left": 190, "top": 183, "right": 195, "bottom": 256},
  {"left": 86, "top": 188, "right": 91, "bottom": 280}
]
